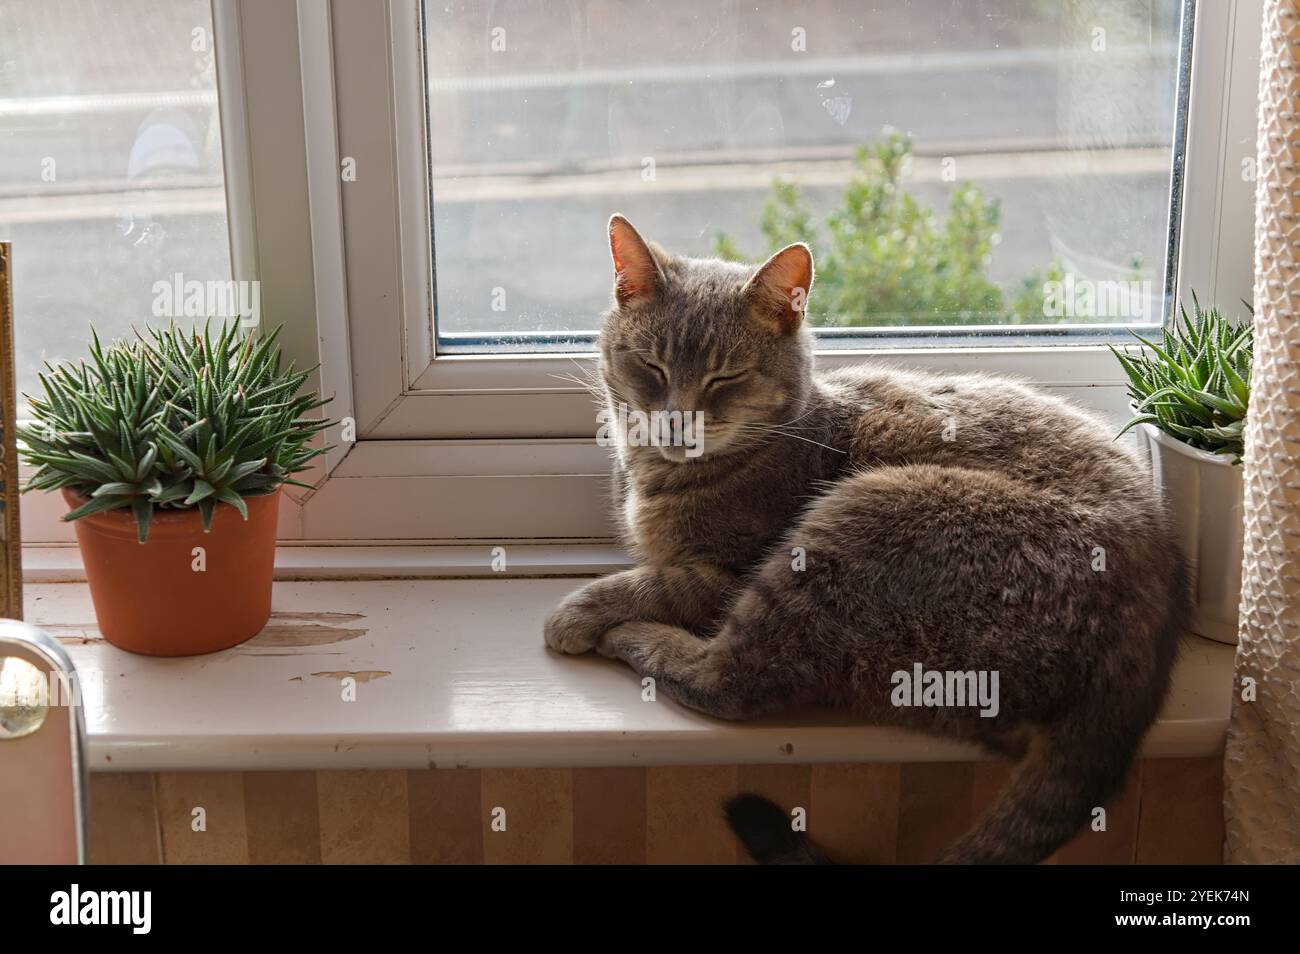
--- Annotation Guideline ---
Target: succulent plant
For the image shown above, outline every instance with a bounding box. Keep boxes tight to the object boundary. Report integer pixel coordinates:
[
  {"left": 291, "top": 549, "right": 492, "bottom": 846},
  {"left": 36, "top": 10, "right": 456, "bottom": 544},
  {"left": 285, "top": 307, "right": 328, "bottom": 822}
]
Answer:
[
  {"left": 20, "top": 322, "right": 331, "bottom": 541},
  {"left": 1111, "top": 295, "right": 1252, "bottom": 463}
]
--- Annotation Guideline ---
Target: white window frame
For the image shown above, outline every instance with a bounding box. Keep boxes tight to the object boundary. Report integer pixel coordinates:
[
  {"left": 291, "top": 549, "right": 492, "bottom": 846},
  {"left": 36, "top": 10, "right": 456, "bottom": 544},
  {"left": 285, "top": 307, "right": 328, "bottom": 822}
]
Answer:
[{"left": 19, "top": 0, "right": 1261, "bottom": 546}]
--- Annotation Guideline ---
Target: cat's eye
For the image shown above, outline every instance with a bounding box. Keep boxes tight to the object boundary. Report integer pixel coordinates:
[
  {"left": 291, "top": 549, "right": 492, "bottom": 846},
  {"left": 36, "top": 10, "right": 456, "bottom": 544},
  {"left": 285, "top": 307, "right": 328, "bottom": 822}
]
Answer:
[
  {"left": 637, "top": 356, "right": 668, "bottom": 382},
  {"left": 703, "top": 371, "right": 748, "bottom": 391}
]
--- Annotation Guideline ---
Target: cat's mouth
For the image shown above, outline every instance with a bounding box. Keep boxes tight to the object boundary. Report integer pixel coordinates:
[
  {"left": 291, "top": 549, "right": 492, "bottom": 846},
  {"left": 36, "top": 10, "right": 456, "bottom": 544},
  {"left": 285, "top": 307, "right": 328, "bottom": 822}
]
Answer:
[
  {"left": 655, "top": 423, "right": 751, "bottom": 462},
  {"left": 655, "top": 444, "right": 696, "bottom": 463},
  {"left": 603, "top": 407, "right": 760, "bottom": 462}
]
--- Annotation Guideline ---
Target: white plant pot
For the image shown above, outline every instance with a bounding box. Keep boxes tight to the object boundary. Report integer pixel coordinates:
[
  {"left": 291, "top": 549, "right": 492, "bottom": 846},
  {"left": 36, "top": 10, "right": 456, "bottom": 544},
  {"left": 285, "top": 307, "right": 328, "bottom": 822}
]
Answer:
[{"left": 1134, "top": 422, "right": 1244, "bottom": 644}]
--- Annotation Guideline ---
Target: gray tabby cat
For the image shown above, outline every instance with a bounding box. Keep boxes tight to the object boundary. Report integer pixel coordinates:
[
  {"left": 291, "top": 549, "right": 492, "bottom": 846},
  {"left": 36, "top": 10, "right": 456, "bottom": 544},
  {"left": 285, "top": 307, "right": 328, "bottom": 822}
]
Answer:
[{"left": 545, "top": 215, "right": 1188, "bottom": 864}]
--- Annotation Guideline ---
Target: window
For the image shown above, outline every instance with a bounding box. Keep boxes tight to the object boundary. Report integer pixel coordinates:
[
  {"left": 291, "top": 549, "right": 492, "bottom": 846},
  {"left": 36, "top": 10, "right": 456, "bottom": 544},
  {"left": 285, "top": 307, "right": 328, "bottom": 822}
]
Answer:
[
  {"left": 0, "top": 0, "right": 233, "bottom": 399},
  {"left": 11, "top": 0, "right": 1261, "bottom": 545},
  {"left": 424, "top": 0, "right": 1187, "bottom": 349}
]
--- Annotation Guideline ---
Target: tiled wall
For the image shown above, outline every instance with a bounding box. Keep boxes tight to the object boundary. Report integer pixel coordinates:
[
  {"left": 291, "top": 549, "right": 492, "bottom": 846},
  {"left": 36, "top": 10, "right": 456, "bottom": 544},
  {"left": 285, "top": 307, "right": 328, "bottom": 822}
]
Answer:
[{"left": 88, "top": 757, "right": 1225, "bottom": 864}]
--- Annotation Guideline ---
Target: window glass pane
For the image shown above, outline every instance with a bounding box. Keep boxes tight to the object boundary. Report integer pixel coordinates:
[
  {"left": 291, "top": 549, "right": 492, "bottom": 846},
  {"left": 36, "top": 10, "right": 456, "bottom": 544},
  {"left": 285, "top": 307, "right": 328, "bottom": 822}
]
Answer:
[
  {"left": 0, "top": 0, "right": 233, "bottom": 395},
  {"left": 423, "top": 0, "right": 1186, "bottom": 349}
]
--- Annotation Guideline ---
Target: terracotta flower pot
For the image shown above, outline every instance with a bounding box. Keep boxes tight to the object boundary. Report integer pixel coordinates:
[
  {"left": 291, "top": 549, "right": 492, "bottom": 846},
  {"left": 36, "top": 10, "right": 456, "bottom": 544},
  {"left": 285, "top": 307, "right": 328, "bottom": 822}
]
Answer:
[{"left": 62, "top": 488, "right": 280, "bottom": 656}]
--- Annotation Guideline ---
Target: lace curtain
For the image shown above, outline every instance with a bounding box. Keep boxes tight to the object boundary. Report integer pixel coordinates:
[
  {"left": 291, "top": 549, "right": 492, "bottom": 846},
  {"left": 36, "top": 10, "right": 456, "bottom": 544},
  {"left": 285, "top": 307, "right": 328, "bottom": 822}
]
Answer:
[{"left": 1224, "top": 0, "right": 1300, "bottom": 864}]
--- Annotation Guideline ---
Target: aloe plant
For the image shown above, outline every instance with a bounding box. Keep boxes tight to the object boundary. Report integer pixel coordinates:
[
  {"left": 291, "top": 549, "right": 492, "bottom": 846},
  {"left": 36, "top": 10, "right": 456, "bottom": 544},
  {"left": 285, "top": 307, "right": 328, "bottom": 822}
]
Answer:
[
  {"left": 1110, "top": 296, "right": 1252, "bottom": 463},
  {"left": 19, "top": 322, "right": 331, "bottom": 541}
]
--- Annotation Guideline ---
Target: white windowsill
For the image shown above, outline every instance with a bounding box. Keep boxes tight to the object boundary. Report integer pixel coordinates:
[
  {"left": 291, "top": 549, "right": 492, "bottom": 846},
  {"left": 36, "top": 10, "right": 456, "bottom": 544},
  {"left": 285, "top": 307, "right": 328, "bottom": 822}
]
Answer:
[{"left": 23, "top": 553, "right": 1236, "bottom": 773}]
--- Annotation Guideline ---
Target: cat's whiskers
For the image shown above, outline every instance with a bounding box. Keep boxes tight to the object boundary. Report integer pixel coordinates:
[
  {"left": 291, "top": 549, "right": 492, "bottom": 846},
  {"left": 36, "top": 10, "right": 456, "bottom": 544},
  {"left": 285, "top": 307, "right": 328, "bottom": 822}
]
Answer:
[
  {"left": 551, "top": 359, "right": 606, "bottom": 401},
  {"left": 714, "top": 416, "right": 848, "bottom": 455}
]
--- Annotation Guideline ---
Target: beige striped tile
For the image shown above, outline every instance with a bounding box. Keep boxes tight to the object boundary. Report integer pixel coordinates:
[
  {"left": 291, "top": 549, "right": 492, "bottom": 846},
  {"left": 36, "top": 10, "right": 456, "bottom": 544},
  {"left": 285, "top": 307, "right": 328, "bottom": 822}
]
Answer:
[
  {"left": 244, "top": 772, "right": 322, "bottom": 864},
  {"left": 573, "top": 767, "right": 645, "bottom": 864},
  {"left": 897, "top": 762, "right": 975, "bottom": 863},
  {"left": 970, "top": 759, "right": 1015, "bottom": 818},
  {"left": 156, "top": 772, "right": 249, "bottom": 864},
  {"left": 481, "top": 768, "right": 574, "bottom": 864},
  {"left": 88, "top": 773, "right": 161, "bottom": 865},
  {"left": 1051, "top": 762, "right": 1142, "bottom": 865},
  {"left": 735, "top": 764, "right": 812, "bottom": 863},
  {"left": 646, "top": 765, "right": 738, "bottom": 864},
  {"left": 317, "top": 770, "right": 411, "bottom": 864},
  {"left": 408, "top": 769, "right": 483, "bottom": 864},
  {"left": 1136, "top": 757, "right": 1224, "bottom": 864},
  {"left": 809, "top": 763, "right": 900, "bottom": 864}
]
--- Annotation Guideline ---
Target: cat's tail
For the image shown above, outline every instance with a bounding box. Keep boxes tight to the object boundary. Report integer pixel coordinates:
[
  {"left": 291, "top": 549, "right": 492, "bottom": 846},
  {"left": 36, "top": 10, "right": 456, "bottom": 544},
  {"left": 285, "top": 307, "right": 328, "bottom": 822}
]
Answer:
[
  {"left": 937, "top": 725, "right": 1139, "bottom": 863},
  {"left": 726, "top": 794, "right": 829, "bottom": 864},
  {"left": 938, "top": 567, "right": 1188, "bottom": 864},
  {"left": 729, "top": 565, "right": 1189, "bottom": 866},
  {"left": 727, "top": 712, "right": 1161, "bottom": 866}
]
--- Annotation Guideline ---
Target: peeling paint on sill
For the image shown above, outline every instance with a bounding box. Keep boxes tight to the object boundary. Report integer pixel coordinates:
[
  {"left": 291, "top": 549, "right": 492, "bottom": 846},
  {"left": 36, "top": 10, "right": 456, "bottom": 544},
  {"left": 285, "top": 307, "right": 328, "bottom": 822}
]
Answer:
[
  {"left": 244, "top": 612, "right": 367, "bottom": 647},
  {"left": 48, "top": 625, "right": 102, "bottom": 645},
  {"left": 49, "top": 610, "right": 367, "bottom": 648},
  {"left": 310, "top": 670, "right": 392, "bottom": 683}
]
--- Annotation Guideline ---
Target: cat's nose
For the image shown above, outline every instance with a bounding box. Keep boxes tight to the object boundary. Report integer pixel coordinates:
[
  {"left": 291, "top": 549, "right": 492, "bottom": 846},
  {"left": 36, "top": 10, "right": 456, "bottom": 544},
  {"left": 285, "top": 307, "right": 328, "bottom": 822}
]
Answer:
[{"left": 664, "top": 387, "right": 702, "bottom": 415}]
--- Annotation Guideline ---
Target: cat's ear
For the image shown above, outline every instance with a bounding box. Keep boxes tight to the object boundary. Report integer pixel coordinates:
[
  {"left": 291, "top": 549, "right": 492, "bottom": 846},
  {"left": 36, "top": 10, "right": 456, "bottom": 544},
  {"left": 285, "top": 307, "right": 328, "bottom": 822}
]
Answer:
[
  {"left": 608, "top": 214, "right": 664, "bottom": 308},
  {"left": 742, "top": 243, "right": 814, "bottom": 334}
]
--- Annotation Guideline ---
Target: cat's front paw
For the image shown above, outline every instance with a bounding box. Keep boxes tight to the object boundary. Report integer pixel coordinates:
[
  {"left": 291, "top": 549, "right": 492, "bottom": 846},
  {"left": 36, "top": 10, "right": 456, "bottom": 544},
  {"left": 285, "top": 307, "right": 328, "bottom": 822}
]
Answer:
[{"left": 543, "top": 592, "right": 609, "bottom": 655}]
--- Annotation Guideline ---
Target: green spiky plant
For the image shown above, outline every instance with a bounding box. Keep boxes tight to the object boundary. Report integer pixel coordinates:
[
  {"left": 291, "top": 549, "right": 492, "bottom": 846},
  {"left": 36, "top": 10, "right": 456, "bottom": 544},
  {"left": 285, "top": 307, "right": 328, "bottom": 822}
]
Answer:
[
  {"left": 19, "top": 322, "right": 332, "bottom": 542},
  {"left": 1110, "top": 296, "right": 1252, "bottom": 463}
]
